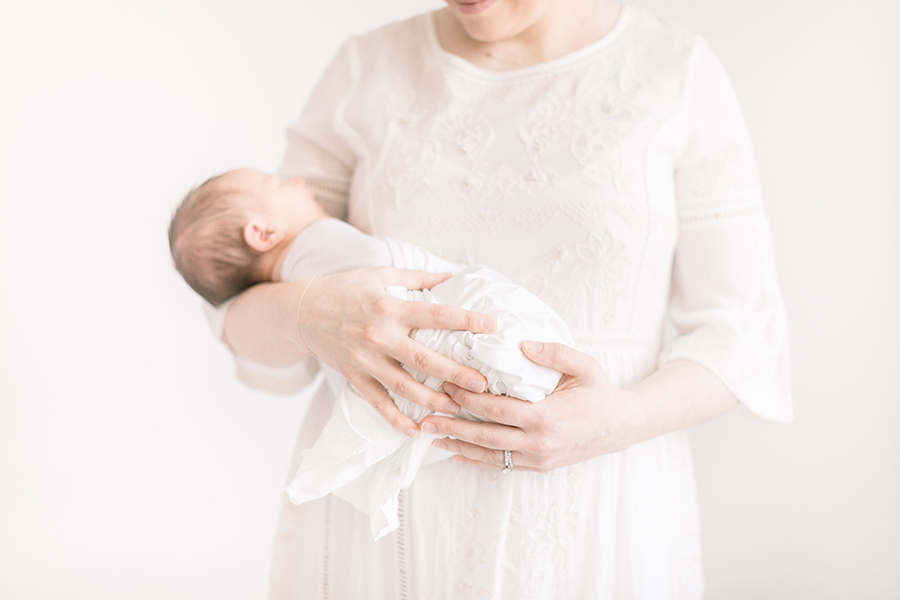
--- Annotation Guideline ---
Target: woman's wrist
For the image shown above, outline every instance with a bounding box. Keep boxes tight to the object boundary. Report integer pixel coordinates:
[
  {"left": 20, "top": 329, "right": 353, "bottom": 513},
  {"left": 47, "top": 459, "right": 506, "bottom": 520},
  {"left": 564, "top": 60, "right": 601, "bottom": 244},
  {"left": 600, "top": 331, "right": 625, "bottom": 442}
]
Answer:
[
  {"left": 223, "top": 279, "right": 317, "bottom": 366},
  {"left": 295, "top": 276, "right": 321, "bottom": 356},
  {"left": 585, "top": 386, "right": 651, "bottom": 457},
  {"left": 615, "top": 387, "right": 654, "bottom": 451}
]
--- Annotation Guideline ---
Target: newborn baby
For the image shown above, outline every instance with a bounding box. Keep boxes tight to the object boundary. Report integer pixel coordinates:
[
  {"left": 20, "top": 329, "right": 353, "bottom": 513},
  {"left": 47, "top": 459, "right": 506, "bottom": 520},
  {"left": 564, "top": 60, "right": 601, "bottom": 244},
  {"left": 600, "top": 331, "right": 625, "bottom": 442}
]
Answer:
[{"left": 168, "top": 168, "right": 575, "bottom": 539}]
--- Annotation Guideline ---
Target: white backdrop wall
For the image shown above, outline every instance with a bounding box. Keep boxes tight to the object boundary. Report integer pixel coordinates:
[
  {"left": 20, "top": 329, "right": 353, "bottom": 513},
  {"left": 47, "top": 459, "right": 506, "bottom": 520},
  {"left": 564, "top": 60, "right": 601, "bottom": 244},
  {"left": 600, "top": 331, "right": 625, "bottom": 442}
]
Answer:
[{"left": 1, "top": 1, "right": 897, "bottom": 598}]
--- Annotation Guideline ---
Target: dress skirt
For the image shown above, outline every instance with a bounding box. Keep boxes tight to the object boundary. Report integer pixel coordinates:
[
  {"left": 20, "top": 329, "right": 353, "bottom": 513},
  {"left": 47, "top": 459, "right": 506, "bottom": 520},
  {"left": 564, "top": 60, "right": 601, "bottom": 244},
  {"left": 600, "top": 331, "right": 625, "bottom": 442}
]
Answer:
[{"left": 269, "top": 345, "right": 704, "bottom": 600}]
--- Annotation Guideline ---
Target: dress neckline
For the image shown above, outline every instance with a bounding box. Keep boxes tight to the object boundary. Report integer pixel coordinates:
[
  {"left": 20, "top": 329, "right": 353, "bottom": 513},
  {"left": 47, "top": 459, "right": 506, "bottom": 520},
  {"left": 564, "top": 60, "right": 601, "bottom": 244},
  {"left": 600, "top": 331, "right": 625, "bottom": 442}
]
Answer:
[{"left": 422, "top": 4, "right": 635, "bottom": 81}]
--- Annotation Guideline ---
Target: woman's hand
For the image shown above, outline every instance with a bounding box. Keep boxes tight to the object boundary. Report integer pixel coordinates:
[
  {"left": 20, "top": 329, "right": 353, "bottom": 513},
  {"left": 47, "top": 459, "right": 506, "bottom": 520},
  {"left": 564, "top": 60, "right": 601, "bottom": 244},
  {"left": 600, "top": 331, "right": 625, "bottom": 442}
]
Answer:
[
  {"left": 300, "top": 267, "right": 497, "bottom": 437},
  {"left": 419, "top": 341, "right": 647, "bottom": 472}
]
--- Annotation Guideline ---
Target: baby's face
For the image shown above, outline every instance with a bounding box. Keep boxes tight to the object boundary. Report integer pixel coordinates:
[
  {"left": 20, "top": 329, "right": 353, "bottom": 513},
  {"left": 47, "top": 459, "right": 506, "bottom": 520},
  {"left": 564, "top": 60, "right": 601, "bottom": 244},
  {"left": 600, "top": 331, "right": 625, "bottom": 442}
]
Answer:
[{"left": 211, "top": 168, "right": 319, "bottom": 223}]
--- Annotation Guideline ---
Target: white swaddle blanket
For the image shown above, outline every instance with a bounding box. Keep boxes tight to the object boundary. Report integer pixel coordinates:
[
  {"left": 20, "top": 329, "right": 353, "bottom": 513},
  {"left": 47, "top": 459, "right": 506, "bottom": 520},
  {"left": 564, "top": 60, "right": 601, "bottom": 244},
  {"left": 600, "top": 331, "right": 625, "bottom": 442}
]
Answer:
[{"left": 279, "top": 220, "right": 575, "bottom": 540}]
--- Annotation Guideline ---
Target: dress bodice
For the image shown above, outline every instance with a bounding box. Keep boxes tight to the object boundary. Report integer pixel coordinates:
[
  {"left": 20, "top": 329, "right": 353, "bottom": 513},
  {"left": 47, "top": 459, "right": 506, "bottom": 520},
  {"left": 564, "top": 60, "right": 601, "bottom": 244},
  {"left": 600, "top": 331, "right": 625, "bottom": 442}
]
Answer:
[{"left": 349, "top": 9, "right": 683, "bottom": 350}]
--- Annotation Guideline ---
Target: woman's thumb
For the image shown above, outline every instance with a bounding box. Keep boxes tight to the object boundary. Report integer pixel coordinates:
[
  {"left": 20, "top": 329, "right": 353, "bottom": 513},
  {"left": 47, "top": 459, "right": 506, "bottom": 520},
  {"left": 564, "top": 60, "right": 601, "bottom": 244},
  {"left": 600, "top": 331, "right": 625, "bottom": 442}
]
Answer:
[{"left": 522, "top": 341, "right": 599, "bottom": 380}]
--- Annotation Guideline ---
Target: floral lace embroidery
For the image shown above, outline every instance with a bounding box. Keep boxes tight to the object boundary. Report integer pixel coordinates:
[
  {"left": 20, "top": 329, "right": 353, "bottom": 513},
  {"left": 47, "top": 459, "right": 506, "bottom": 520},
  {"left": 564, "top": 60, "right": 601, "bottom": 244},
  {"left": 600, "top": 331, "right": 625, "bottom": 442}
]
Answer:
[
  {"left": 514, "top": 499, "right": 578, "bottom": 597},
  {"left": 438, "top": 110, "right": 497, "bottom": 164},
  {"left": 461, "top": 210, "right": 508, "bottom": 238},
  {"left": 520, "top": 97, "right": 576, "bottom": 159},
  {"left": 509, "top": 204, "right": 566, "bottom": 231},
  {"left": 571, "top": 125, "right": 627, "bottom": 192},
  {"left": 520, "top": 231, "right": 631, "bottom": 325},
  {"left": 572, "top": 231, "right": 630, "bottom": 289},
  {"left": 559, "top": 200, "right": 647, "bottom": 231},
  {"left": 399, "top": 200, "right": 637, "bottom": 246}
]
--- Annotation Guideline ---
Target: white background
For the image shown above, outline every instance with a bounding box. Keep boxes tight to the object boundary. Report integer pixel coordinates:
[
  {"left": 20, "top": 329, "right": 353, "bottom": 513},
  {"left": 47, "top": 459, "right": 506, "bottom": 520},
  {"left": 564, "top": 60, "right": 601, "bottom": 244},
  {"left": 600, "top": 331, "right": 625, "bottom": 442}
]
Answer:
[{"left": 1, "top": 0, "right": 898, "bottom": 598}]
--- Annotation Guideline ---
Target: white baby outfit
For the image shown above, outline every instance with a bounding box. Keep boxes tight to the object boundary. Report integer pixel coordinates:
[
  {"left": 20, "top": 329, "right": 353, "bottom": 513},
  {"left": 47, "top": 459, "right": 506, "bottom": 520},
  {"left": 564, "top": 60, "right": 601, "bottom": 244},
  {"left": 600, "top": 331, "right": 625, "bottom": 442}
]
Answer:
[
  {"left": 272, "top": 218, "right": 574, "bottom": 541},
  {"left": 211, "top": 6, "right": 792, "bottom": 599}
]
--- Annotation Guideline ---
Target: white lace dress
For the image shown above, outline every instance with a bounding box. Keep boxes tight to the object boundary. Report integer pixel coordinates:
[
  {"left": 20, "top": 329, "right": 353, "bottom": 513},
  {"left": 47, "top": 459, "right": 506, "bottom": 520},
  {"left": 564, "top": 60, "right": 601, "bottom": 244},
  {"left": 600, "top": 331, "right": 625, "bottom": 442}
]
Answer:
[{"left": 245, "top": 6, "right": 791, "bottom": 599}]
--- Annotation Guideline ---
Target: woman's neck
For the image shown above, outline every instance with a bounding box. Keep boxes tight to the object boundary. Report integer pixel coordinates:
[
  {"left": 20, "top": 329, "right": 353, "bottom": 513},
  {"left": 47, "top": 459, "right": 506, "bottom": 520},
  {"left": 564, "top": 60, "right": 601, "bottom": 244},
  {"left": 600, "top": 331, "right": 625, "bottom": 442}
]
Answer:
[{"left": 435, "top": 0, "right": 621, "bottom": 72}]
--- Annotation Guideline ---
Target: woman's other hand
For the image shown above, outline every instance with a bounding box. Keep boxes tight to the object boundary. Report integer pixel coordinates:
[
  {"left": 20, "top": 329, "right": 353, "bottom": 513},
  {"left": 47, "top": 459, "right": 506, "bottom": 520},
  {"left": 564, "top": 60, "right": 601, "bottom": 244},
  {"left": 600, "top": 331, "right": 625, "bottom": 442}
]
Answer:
[
  {"left": 420, "top": 343, "right": 738, "bottom": 472},
  {"left": 300, "top": 267, "right": 497, "bottom": 437},
  {"left": 420, "top": 341, "right": 642, "bottom": 472}
]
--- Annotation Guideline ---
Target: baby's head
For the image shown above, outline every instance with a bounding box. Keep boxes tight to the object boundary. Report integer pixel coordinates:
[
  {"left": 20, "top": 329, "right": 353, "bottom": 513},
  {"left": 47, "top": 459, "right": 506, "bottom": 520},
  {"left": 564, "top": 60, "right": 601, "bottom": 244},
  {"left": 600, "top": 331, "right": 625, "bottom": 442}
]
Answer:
[{"left": 168, "top": 168, "right": 325, "bottom": 305}]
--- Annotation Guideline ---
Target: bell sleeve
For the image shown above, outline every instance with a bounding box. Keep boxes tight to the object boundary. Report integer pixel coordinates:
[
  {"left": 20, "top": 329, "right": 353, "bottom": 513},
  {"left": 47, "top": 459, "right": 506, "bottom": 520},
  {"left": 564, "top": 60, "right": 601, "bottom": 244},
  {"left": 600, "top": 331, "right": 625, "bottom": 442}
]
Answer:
[{"left": 657, "top": 38, "right": 793, "bottom": 422}]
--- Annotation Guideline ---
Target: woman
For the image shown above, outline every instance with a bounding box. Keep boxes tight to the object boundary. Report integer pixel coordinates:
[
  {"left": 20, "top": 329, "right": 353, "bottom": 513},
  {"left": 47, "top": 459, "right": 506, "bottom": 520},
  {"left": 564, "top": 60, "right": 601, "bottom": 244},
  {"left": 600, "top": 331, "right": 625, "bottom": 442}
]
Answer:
[{"left": 215, "top": 0, "right": 792, "bottom": 597}]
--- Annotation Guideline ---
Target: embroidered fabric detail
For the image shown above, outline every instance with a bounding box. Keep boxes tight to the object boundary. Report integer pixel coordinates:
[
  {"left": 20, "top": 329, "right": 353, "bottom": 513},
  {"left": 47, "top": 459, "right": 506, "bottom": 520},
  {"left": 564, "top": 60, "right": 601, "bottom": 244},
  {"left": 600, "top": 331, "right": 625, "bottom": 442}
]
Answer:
[
  {"left": 675, "top": 144, "right": 760, "bottom": 207},
  {"left": 396, "top": 490, "right": 410, "bottom": 600},
  {"left": 519, "top": 230, "right": 632, "bottom": 326},
  {"left": 322, "top": 495, "right": 333, "bottom": 600},
  {"left": 678, "top": 202, "right": 762, "bottom": 225}
]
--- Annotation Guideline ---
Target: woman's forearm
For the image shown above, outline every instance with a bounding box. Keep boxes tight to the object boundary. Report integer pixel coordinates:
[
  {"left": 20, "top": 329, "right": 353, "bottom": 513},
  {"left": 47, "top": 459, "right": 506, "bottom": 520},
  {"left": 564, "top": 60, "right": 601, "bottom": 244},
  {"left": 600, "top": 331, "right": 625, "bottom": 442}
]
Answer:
[
  {"left": 220, "top": 268, "right": 494, "bottom": 435},
  {"left": 222, "top": 280, "right": 312, "bottom": 367},
  {"left": 630, "top": 359, "right": 739, "bottom": 444},
  {"left": 421, "top": 348, "right": 740, "bottom": 472}
]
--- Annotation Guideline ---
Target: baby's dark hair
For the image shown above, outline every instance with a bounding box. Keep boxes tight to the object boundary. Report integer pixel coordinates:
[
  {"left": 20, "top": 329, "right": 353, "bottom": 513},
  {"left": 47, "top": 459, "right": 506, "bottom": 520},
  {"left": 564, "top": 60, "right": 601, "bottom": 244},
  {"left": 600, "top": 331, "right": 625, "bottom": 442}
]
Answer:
[{"left": 168, "top": 176, "right": 266, "bottom": 306}]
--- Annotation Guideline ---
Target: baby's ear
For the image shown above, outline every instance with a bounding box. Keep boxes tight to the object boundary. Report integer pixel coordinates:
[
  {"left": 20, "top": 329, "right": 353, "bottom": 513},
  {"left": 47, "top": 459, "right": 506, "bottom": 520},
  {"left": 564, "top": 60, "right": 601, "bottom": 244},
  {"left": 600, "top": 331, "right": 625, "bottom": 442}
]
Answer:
[{"left": 243, "top": 221, "right": 284, "bottom": 252}]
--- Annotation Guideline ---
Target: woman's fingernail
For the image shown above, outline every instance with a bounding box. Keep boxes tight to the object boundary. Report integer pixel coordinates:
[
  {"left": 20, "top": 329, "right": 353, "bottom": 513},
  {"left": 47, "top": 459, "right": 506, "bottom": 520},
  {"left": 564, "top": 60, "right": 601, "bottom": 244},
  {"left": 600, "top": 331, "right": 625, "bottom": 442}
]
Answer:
[
  {"left": 422, "top": 422, "right": 437, "bottom": 433},
  {"left": 406, "top": 427, "right": 419, "bottom": 438},
  {"left": 443, "top": 400, "right": 460, "bottom": 414},
  {"left": 482, "top": 316, "right": 497, "bottom": 332},
  {"left": 433, "top": 439, "right": 447, "bottom": 450},
  {"left": 524, "top": 340, "right": 543, "bottom": 353},
  {"left": 467, "top": 378, "right": 486, "bottom": 393},
  {"left": 443, "top": 382, "right": 458, "bottom": 396}
]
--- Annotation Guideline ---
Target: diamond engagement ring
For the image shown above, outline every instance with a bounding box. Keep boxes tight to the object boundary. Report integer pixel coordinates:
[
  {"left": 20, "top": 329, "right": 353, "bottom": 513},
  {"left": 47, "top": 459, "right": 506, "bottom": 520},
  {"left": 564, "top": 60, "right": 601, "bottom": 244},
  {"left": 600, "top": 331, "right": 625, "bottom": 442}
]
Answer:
[{"left": 501, "top": 450, "right": 513, "bottom": 474}]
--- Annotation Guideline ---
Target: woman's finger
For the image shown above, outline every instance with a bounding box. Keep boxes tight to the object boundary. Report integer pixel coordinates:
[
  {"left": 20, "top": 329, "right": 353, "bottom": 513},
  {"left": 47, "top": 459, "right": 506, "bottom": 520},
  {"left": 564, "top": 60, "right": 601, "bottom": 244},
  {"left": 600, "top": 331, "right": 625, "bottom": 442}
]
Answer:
[
  {"left": 377, "top": 360, "right": 462, "bottom": 414},
  {"left": 389, "top": 336, "right": 488, "bottom": 394},
  {"left": 349, "top": 373, "right": 421, "bottom": 437},
  {"left": 442, "top": 383, "right": 534, "bottom": 428},
  {"left": 521, "top": 340, "right": 601, "bottom": 381},
  {"left": 400, "top": 299, "right": 497, "bottom": 335},
  {"left": 419, "top": 415, "right": 526, "bottom": 450},
  {"left": 435, "top": 437, "right": 508, "bottom": 467}
]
